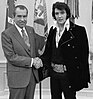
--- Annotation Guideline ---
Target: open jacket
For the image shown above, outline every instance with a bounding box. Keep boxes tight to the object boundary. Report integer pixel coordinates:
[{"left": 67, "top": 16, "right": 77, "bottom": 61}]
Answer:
[
  {"left": 41, "top": 22, "right": 90, "bottom": 91},
  {"left": 1, "top": 25, "right": 45, "bottom": 88}
]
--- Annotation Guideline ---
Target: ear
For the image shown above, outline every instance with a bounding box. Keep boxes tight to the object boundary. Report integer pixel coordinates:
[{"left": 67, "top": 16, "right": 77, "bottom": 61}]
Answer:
[{"left": 12, "top": 14, "right": 14, "bottom": 18}]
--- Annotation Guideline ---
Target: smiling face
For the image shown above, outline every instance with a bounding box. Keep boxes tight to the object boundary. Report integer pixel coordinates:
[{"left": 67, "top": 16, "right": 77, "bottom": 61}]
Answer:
[
  {"left": 13, "top": 7, "right": 27, "bottom": 28},
  {"left": 55, "top": 8, "right": 67, "bottom": 26}
]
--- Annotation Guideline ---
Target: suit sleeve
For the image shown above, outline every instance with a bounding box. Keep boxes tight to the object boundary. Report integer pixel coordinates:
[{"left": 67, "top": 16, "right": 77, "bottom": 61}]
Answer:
[{"left": 1, "top": 32, "right": 32, "bottom": 68}]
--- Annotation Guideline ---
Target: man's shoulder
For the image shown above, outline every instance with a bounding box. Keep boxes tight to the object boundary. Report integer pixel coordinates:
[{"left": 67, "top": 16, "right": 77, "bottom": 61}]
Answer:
[
  {"left": 26, "top": 25, "right": 34, "bottom": 30},
  {"left": 74, "top": 23, "right": 85, "bottom": 30},
  {"left": 2, "top": 25, "right": 15, "bottom": 35}
]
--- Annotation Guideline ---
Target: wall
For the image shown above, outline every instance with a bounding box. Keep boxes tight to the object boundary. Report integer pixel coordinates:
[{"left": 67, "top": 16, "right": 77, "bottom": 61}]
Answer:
[
  {"left": 0, "top": 0, "right": 6, "bottom": 62},
  {"left": 0, "top": 0, "right": 93, "bottom": 94},
  {"left": 0, "top": 0, "right": 92, "bottom": 61}
]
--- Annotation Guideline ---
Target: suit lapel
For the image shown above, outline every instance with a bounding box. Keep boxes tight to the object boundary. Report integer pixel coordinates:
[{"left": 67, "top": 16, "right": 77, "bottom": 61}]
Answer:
[
  {"left": 25, "top": 26, "right": 36, "bottom": 57},
  {"left": 58, "top": 29, "right": 74, "bottom": 46},
  {"left": 12, "top": 26, "right": 31, "bottom": 56}
]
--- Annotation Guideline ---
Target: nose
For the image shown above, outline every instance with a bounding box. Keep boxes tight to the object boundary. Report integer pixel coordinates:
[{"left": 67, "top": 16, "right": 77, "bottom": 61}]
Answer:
[
  {"left": 58, "top": 13, "right": 62, "bottom": 17},
  {"left": 20, "top": 17, "right": 24, "bottom": 21}
]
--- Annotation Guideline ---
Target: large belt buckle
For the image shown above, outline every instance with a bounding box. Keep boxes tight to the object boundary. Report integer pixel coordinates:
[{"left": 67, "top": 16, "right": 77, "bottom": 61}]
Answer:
[{"left": 51, "top": 63, "right": 66, "bottom": 73}]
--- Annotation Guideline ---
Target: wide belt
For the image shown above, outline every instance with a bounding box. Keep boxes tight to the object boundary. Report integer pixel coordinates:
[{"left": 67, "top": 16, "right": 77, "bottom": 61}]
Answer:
[{"left": 51, "top": 63, "right": 67, "bottom": 73}]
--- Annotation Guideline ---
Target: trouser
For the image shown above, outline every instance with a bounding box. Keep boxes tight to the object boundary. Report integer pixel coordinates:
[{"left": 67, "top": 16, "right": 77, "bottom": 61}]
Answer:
[
  {"left": 50, "top": 71, "right": 76, "bottom": 99},
  {"left": 9, "top": 73, "right": 36, "bottom": 99}
]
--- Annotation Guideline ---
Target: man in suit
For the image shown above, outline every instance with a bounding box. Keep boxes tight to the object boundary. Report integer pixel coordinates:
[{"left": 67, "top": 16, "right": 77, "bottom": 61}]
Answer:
[
  {"left": 1, "top": 5, "right": 43, "bottom": 99},
  {"left": 40, "top": 2, "right": 90, "bottom": 99}
]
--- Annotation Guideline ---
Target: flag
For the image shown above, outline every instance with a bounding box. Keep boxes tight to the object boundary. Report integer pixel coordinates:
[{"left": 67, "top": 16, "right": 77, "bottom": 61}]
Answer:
[
  {"left": 33, "top": 0, "right": 48, "bottom": 55},
  {"left": 5, "top": 0, "right": 17, "bottom": 29},
  {"left": 34, "top": 0, "right": 48, "bottom": 39}
]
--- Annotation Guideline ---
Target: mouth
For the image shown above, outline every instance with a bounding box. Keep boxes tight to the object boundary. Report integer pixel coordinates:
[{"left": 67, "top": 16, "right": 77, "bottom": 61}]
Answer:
[
  {"left": 20, "top": 23, "right": 25, "bottom": 25},
  {"left": 18, "top": 22, "right": 26, "bottom": 28},
  {"left": 58, "top": 19, "right": 63, "bottom": 21},
  {"left": 20, "top": 22, "right": 26, "bottom": 26}
]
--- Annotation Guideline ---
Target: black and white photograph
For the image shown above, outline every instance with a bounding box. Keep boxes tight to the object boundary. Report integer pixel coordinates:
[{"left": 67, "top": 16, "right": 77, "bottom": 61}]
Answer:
[{"left": 0, "top": 0, "right": 93, "bottom": 99}]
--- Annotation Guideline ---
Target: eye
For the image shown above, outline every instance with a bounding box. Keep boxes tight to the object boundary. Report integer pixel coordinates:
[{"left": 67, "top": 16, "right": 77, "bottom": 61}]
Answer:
[
  {"left": 55, "top": 12, "right": 59, "bottom": 15},
  {"left": 17, "top": 15, "right": 27, "bottom": 18},
  {"left": 23, "top": 15, "right": 27, "bottom": 18},
  {"left": 17, "top": 15, "right": 22, "bottom": 18},
  {"left": 60, "top": 11, "right": 65, "bottom": 14}
]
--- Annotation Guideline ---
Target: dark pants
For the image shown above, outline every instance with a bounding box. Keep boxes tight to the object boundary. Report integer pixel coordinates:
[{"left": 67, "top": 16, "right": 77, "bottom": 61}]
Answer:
[
  {"left": 9, "top": 73, "right": 36, "bottom": 99},
  {"left": 50, "top": 71, "right": 76, "bottom": 99}
]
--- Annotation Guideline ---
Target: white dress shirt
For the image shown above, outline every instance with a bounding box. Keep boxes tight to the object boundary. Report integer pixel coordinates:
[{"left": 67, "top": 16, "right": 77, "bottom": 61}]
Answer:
[
  {"left": 15, "top": 24, "right": 28, "bottom": 37},
  {"left": 53, "top": 19, "right": 70, "bottom": 48}
]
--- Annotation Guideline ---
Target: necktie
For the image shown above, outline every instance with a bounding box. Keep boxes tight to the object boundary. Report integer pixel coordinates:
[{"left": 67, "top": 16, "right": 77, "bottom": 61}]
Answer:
[{"left": 21, "top": 29, "right": 30, "bottom": 47}]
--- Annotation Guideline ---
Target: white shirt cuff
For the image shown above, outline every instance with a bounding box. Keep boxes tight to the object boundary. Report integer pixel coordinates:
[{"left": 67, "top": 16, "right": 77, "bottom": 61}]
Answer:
[{"left": 31, "top": 58, "right": 33, "bottom": 67}]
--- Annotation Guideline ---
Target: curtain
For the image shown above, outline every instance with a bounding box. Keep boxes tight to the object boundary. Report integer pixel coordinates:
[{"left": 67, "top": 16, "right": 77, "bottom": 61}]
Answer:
[
  {"left": 92, "top": 0, "right": 93, "bottom": 23},
  {"left": 64, "top": 0, "right": 79, "bottom": 22}
]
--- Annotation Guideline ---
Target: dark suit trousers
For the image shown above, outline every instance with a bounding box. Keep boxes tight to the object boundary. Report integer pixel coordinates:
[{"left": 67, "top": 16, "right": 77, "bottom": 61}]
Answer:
[
  {"left": 9, "top": 73, "right": 36, "bottom": 99},
  {"left": 50, "top": 71, "right": 76, "bottom": 99}
]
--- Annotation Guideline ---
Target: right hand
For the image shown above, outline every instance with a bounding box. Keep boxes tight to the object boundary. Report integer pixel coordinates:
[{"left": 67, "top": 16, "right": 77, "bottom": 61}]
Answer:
[{"left": 33, "top": 57, "right": 43, "bottom": 69}]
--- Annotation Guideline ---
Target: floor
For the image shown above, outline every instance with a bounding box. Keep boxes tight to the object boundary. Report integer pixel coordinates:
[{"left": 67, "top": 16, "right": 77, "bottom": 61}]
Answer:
[
  {"left": 1, "top": 80, "right": 93, "bottom": 99},
  {"left": 0, "top": 94, "right": 93, "bottom": 99},
  {"left": 0, "top": 90, "right": 93, "bottom": 99}
]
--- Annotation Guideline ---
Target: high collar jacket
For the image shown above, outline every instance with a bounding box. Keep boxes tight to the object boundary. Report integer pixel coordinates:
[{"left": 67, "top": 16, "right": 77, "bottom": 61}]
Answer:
[{"left": 41, "top": 22, "right": 90, "bottom": 91}]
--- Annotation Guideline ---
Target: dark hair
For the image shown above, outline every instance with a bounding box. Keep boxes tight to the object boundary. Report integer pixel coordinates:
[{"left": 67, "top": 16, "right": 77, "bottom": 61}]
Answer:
[
  {"left": 52, "top": 2, "right": 71, "bottom": 20},
  {"left": 13, "top": 5, "right": 28, "bottom": 17}
]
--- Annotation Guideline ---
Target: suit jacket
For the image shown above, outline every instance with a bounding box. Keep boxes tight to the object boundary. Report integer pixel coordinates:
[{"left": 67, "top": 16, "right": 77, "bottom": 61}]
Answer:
[
  {"left": 41, "top": 22, "right": 90, "bottom": 91},
  {"left": 1, "top": 25, "right": 41, "bottom": 88}
]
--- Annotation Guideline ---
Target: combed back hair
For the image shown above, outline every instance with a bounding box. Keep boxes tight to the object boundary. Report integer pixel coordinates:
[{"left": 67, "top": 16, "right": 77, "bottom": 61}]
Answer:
[
  {"left": 13, "top": 5, "right": 28, "bottom": 17},
  {"left": 52, "top": 2, "right": 71, "bottom": 20}
]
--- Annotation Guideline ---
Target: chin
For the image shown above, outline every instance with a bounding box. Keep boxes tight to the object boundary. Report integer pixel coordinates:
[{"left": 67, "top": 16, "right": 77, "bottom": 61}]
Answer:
[{"left": 58, "top": 22, "right": 65, "bottom": 25}]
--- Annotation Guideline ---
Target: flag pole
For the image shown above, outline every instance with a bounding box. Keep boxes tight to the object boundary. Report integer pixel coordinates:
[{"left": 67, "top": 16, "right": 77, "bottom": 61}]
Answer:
[
  {"left": 33, "top": 0, "right": 48, "bottom": 98},
  {"left": 39, "top": 82, "right": 42, "bottom": 99}
]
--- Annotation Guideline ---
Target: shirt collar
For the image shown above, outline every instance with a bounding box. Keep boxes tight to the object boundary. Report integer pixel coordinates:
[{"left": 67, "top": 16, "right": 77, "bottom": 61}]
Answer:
[
  {"left": 15, "top": 23, "right": 25, "bottom": 33},
  {"left": 53, "top": 18, "right": 70, "bottom": 32},
  {"left": 14, "top": 23, "right": 27, "bottom": 36}
]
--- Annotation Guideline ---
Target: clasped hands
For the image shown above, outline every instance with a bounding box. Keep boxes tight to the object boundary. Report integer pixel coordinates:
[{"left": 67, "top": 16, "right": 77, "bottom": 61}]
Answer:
[{"left": 33, "top": 57, "right": 43, "bottom": 69}]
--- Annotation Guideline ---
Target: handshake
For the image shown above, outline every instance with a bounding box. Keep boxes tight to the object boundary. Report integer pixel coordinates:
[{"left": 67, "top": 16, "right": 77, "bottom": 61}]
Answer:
[{"left": 33, "top": 57, "right": 43, "bottom": 69}]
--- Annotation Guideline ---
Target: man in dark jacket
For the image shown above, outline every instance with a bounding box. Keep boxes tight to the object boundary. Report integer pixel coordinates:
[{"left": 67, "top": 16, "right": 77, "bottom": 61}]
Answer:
[{"left": 41, "top": 2, "right": 90, "bottom": 99}]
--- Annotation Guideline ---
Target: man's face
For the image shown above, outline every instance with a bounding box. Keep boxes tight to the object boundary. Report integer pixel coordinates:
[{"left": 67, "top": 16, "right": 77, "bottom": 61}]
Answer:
[
  {"left": 14, "top": 8, "right": 27, "bottom": 28},
  {"left": 55, "top": 8, "right": 67, "bottom": 25}
]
